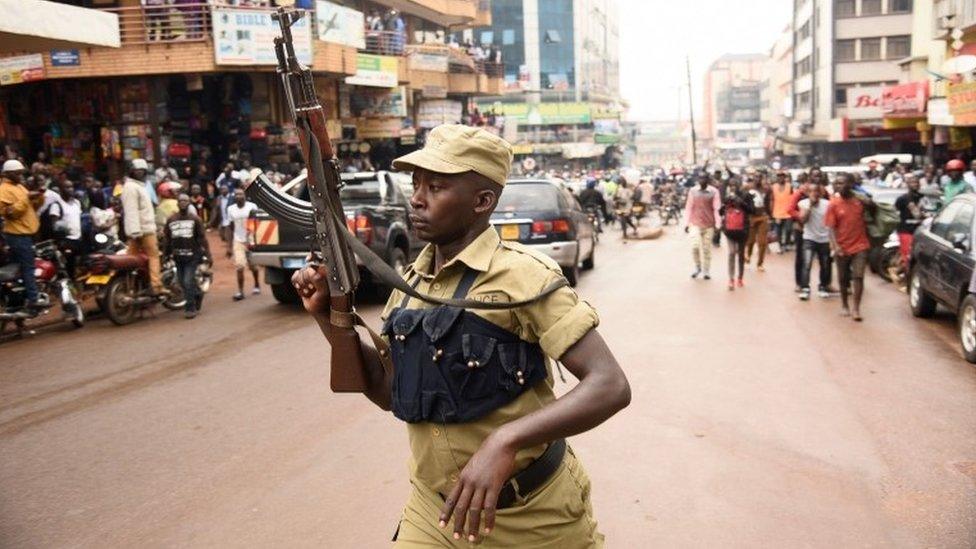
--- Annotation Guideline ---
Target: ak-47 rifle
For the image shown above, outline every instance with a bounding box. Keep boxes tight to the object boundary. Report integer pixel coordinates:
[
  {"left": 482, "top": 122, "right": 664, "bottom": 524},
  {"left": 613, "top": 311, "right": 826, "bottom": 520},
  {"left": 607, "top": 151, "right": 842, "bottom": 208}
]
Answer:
[
  {"left": 244, "top": 8, "right": 373, "bottom": 392},
  {"left": 246, "top": 8, "right": 569, "bottom": 393}
]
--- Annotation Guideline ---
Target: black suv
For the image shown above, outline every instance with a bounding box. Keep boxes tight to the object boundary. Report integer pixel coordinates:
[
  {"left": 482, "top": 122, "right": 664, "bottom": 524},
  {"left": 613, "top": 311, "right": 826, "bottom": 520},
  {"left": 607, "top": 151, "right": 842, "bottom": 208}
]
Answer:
[{"left": 908, "top": 194, "right": 976, "bottom": 362}]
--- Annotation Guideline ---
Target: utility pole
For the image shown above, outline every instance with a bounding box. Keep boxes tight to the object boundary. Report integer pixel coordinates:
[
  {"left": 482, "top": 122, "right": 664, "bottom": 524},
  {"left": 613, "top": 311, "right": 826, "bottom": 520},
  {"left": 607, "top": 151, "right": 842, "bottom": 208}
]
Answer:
[{"left": 686, "top": 55, "right": 698, "bottom": 166}]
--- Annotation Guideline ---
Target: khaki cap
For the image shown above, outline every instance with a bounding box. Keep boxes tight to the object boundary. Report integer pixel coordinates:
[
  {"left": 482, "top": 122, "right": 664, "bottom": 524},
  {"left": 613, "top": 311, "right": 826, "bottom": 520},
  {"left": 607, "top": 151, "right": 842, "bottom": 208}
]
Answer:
[{"left": 393, "top": 124, "right": 512, "bottom": 187}]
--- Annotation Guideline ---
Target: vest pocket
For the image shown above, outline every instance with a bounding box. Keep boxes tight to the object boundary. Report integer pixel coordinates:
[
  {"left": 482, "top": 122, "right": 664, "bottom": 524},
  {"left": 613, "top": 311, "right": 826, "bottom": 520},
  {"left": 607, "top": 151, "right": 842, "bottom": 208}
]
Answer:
[
  {"left": 497, "top": 342, "right": 529, "bottom": 393},
  {"left": 446, "top": 334, "right": 499, "bottom": 401}
]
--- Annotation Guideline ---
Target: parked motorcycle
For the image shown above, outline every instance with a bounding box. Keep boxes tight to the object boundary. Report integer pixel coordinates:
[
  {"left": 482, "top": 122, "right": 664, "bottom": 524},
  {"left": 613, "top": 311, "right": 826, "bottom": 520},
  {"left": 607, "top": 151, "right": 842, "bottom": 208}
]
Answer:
[
  {"left": 0, "top": 238, "right": 84, "bottom": 337},
  {"left": 83, "top": 234, "right": 188, "bottom": 325}
]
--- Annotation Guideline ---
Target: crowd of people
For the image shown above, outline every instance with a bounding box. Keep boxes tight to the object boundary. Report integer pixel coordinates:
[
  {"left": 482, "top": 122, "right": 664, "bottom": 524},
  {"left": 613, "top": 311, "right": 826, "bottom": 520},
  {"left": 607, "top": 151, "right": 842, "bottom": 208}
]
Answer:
[{"left": 0, "top": 153, "right": 285, "bottom": 320}]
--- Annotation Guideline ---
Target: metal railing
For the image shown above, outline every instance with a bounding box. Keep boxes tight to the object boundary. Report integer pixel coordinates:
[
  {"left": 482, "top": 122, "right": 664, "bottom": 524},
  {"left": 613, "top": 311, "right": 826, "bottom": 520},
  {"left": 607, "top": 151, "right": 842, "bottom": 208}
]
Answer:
[
  {"left": 99, "top": 2, "right": 210, "bottom": 45},
  {"left": 363, "top": 30, "right": 407, "bottom": 56}
]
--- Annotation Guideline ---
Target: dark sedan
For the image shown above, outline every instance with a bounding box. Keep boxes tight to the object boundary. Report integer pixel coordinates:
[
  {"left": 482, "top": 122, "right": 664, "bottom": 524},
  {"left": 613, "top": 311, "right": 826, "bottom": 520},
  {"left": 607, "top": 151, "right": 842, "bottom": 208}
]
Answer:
[
  {"left": 490, "top": 179, "right": 596, "bottom": 286},
  {"left": 908, "top": 193, "right": 976, "bottom": 362}
]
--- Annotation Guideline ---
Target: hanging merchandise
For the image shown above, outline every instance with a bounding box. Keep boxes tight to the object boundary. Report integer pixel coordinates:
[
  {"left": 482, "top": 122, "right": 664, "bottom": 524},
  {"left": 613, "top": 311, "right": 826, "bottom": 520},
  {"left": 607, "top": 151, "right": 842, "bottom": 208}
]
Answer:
[{"left": 100, "top": 127, "right": 121, "bottom": 160}]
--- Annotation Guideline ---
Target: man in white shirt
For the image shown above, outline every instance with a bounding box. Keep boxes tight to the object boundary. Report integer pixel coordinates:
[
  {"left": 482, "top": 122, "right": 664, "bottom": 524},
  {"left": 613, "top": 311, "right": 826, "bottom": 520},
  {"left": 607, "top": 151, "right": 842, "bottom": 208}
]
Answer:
[
  {"left": 121, "top": 158, "right": 165, "bottom": 295},
  {"left": 797, "top": 183, "right": 833, "bottom": 300},
  {"left": 48, "top": 180, "right": 83, "bottom": 279},
  {"left": 154, "top": 158, "right": 178, "bottom": 183},
  {"left": 225, "top": 188, "right": 260, "bottom": 301}
]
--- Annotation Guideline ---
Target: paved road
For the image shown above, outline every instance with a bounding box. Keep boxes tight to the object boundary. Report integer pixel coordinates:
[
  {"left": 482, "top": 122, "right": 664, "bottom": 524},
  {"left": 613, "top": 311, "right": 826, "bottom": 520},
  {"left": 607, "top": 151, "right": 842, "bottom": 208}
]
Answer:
[{"left": 1, "top": 229, "right": 974, "bottom": 548}]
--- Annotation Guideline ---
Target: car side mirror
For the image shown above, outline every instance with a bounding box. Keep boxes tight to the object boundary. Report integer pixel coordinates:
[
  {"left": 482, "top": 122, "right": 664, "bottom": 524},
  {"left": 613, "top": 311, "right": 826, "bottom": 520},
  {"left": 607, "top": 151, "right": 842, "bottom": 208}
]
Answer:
[{"left": 951, "top": 232, "right": 968, "bottom": 251}]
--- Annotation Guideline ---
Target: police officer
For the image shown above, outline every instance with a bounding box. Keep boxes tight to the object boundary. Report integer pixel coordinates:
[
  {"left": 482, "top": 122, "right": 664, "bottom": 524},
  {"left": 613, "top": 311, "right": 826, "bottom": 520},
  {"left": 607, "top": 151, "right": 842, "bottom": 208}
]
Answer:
[{"left": 293, "top": 125, "right": 630, "bottom": 547}]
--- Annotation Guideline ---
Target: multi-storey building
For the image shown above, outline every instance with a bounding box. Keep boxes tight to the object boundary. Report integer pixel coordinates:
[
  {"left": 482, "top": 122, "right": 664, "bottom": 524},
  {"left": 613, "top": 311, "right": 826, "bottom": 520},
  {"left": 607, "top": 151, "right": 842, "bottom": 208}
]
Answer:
[
  {"left": 463, "top": 0, "right": 623, "bottom": 168},
  {"left": 702, "top": 53, "right": 766, "bottom": 165},
  {"left": 761, "top": 24, "right": 795, "bottom": 134},
  {"left": 787, "top": 0, "right": 914, "bottom": 161},
  {"left": 0, "top": 0, "right": 501, "bottom": 179}
]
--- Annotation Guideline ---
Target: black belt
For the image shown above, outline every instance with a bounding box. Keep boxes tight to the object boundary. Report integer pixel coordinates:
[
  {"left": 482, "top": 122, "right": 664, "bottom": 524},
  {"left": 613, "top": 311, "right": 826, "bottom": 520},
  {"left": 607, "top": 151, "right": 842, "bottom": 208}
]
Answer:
[{"left": 441, "top": 438, "right": 566, "bottom": 510}]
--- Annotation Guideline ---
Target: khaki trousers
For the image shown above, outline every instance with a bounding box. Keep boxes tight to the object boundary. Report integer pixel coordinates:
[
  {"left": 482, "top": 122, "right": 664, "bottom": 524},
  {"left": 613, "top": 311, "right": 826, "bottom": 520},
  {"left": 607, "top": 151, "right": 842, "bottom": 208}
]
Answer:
[
  {"left": 127, "top": 233, "right": 163, "bottom": 292},
  {"left": 746, "top": 215, "right": 769, "bottom": 267},
  {"left": 689, "top": 226, "right": 714, "bottom": 273}
]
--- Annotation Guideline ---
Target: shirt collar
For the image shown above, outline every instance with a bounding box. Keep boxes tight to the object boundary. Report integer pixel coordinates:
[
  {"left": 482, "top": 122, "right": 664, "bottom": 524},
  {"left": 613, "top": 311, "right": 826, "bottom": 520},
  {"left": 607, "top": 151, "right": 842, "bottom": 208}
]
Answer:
[{"left": 412, "top": 226, "right": 499, "bottom": 279}]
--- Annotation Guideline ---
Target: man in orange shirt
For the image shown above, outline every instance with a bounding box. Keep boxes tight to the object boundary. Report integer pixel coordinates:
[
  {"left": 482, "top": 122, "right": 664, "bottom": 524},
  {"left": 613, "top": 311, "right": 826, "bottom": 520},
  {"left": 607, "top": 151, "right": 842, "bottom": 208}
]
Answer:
[
  {"left": 770, "top": 171, "right": 794, "bottom": 253},
  {"left": 825, "top": 173, "right": 874, "bottom": 321}
]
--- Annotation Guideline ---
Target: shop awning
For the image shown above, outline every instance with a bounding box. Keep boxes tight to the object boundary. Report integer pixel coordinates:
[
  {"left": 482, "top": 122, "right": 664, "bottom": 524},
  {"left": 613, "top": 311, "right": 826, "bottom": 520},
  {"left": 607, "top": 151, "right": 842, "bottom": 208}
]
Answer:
[{"left": 0, "top": 0, "right": 120, "bottom": 53}]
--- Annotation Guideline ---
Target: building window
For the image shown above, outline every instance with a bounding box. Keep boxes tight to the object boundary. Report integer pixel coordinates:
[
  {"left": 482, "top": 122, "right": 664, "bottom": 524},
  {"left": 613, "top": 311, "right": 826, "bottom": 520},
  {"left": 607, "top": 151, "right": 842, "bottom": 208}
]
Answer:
[
  {"left": 797, "top": 91, "right": 812, "bottom": 110},
  {"left": 544, "top": 30, "right": 562, "bottom": 43},
  {"left": 480, "top": 31, "right": 494, "bottom": 44},
  {"left": 836, "top": 86, "right": 850, "bottom": 105},
  {"left": 861, "top": 37, "right": 882, "bottom": 60},
  {"left": 890, "top": 0, "right": 912, "bottom": 13},
  {"left": 861, "top": 0, "right": 882, "bottom": 15},
  {"left": 796, "top": 56, "right": 812, "bottom": 76},
  {"left": 836, "top": 39, "right": 855, "bottom": 61},
  {"left": 887, "top": 35, "right": 911, "bottom": 58},
  {"left": 502, "top": 29, "right": 515, "bottom": 45},
  {"left": 836, "top": 0, "right": 855, "bottom": 17},
  {"left": 798, "top": 21, "right": 811, "bottom": 40}
]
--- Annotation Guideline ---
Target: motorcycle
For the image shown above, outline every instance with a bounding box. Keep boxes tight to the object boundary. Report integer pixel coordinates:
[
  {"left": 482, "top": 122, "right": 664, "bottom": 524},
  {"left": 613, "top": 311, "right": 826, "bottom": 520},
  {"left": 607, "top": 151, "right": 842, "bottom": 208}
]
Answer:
[
  {"left": 583, "top": 205, "right": 603, "bottom": 242},
  {"left": 0, "top": 238, "right": 84, "bottom": 337},
  {"left": 83, "top": 233, "right": 190, "bottom": 325}
]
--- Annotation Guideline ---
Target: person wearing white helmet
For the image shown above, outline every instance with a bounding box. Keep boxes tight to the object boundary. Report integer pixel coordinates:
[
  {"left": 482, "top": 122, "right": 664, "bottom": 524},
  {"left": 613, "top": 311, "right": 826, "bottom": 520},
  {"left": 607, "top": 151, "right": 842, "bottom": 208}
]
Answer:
[
  {"left": 0, "top": 159, "right": 44, "bottom": 308},
  {"left": 121, "top": 158, "right": 165, "bottom": 295}
]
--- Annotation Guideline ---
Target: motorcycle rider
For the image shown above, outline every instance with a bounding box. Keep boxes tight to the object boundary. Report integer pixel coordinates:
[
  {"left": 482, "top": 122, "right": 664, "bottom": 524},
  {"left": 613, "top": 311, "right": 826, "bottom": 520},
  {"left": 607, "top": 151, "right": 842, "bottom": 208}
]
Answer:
[
  {"left": 0, "top": 159, "right": 44, "bottom": 310},
  {"left": 164, "top": 193, "right": 210, "bottom": 319},
  {"left": 121, "top": 158, "right": 166, "bottom": 296},
  {"left": 943, "top": 159, "right": 971, "bottom": 203},
  {"left": 579, "top": 178, "right": 608, "bottom": 227}
]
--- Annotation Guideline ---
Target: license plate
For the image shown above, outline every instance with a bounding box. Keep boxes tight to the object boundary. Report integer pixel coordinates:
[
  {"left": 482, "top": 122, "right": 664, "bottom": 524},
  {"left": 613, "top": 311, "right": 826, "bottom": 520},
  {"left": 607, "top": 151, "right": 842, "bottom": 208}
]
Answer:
[
  {"left": 282, "top": 257, "right": 306, "bottom": 269},
  {"left": 500, "top": 224, "right": 520, "bottom": 240},
  {"left": 86, "top": 274, "right": 112, "bottom": 285}
]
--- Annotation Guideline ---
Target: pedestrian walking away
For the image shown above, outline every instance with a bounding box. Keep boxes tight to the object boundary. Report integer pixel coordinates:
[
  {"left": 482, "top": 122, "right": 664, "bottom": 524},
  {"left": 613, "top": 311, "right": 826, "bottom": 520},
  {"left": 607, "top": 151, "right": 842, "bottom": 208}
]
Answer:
[
  {"left": 291, "top": 125, "right": 630, "bottom": 547},
  {"left": 226, "top": 188, "right": 260, "bottom": 301},
  {"left": 0, "top": 159, "right": 44, "bottom": 308},
  {"left": 826, "top": 173, "right": 874, "bottom": 321},
  {"left": 684, "top": 172, "right": 721, "bottom": 280},
  {"left": 744, "top": 176, "right": 770, "bottom": 271},
  {"left": 164, "top": 193, "right": 211, "bottom": 319},
  {"left": 719, "top": 178, "right": 753, "bottom": 290},
  {"left": 797, "top": 183, "right": 833, "bottom": 300},
  {"left": 121, "top": 158, "right": 166, "bottom": 296}
]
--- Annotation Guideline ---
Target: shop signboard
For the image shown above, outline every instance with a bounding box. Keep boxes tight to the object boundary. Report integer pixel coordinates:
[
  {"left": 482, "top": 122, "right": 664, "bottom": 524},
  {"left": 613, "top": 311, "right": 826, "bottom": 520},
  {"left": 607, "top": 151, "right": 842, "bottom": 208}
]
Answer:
[
  {"left": 345, "top": 54, "right": 398, "bottom": 87},
  {"left": 315, "top": 1, "right": 365, "bottom": 48},
  {"left": 845, "top": 86, "right": 883, "bottom": 120},
  {"left": 408, "top": 51, "right": 449, "bottom": 72},
  {"left": 421, "top": 84, "right": 447, "bottom": 98},
  {"left": 417, "top": 99, "right": 463, "bottom": 128},
  {"left": 356, "top": 118, "right": 402, "bottom": 139},
  {"left": 928, "top": 97, "right": 955, "bottom": 126},
  {"left": 340, "top": 84, "right": 406, "bottom": 118},
  {"left": 593, "top": 118, "right": 621, "bottom": 143},
  {"left": 212, "top": 7, "right": 313, "bottom": 66},
  {"left": 0, "top": 54, "right": 45, "bottom": 86},
  {"left": 882, "top": 81, "right": 928, "bottom": 119},
  {"left": 477, "top": 102, "right": 591, "bottom": 125},
  {"left": 948, "top": 81, "right": 976, "bottom": 126},
  {"left": 50, "top": 49, "right": 80, "bottom": 67}
]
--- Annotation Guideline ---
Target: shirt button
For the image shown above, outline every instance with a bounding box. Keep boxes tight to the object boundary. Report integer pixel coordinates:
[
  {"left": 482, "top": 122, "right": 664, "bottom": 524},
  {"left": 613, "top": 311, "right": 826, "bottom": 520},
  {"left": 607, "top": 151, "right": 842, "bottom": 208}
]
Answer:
[
  {"left": 432, "top": 427, "right": 440, "bottom": 437},
  {"left": 449, "top": 473, "right": 459, "bottom": 482},
  {"left": 433, "top": 282, "right": 442, "bottom": 290}
]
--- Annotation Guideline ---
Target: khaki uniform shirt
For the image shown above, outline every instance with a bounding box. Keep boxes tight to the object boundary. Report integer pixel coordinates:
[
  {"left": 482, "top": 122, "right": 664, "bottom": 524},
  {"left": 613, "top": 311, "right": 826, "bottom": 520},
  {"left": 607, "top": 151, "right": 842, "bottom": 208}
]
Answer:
[{"left": 383, "top": 226, "right": 604, "bottom": 547}]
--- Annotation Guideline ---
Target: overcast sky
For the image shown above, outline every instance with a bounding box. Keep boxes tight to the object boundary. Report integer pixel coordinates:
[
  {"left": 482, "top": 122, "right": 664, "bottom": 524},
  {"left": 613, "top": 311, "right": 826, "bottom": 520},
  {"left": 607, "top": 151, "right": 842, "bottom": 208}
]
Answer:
[{"left": 618, "top": 0, "right": 792, "bottom": 121}]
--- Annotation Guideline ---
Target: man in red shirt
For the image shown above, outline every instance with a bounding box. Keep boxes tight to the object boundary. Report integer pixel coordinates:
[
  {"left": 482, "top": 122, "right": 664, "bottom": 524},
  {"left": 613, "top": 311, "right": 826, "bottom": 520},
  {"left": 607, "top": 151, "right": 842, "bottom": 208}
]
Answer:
[{"left": 825, "top": 173, "right": 874, "bottom": 321}]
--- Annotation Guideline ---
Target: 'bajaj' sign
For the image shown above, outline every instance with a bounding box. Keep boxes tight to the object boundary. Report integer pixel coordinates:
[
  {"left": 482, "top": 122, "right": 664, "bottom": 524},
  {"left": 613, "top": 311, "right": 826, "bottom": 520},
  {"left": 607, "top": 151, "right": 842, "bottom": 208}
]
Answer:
[{"left": 845, "top": 86, "right": 883, "bottom": 120}]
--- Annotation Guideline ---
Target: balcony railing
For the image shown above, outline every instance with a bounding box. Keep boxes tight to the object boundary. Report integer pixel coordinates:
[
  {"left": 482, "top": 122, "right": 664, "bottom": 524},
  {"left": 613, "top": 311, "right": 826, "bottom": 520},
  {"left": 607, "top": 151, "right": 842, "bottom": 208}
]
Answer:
[
  {"left": 99, "top": 2, "right": 211, "bottom": 45},
  {"left": 363, "top": 30, "right": 407, "bottom": 56}
]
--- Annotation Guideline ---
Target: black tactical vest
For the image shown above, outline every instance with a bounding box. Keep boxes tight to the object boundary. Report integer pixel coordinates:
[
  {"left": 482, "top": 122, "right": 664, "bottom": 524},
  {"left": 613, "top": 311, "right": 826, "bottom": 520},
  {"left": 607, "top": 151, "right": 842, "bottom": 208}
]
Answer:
[{"left": 382, "top": 268, "right": 548, "bottom": 424}]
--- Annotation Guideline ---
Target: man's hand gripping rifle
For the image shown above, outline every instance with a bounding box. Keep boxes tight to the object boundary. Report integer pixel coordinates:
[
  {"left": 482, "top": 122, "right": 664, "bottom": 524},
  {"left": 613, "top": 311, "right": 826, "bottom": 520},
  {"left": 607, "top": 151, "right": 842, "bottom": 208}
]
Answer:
[{"left": 243, "top": 8, "right": 386, "bottom": 392}]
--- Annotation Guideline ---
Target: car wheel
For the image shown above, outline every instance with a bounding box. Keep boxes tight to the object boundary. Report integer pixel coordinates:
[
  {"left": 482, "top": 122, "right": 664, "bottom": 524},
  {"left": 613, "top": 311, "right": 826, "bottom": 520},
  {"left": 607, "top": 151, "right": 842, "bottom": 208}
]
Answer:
[
  {"left": 271, "top": 281, "right": 301, "bottom": 305},
  {"left": 909, "top": 266, "right": 937, "bottom": 318},
  {"left": 959, "top": 295, "right": 976, "bottom": 363},
  {"left": 581, "top": 240, "right": 595, "bottom": 270}
]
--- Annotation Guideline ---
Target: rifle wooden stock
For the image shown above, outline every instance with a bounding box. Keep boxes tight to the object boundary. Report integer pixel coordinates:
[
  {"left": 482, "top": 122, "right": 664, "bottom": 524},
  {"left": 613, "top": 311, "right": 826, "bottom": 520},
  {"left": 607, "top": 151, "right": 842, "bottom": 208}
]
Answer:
[{"left": 327, "top": 294, "right": 370, "bottom": 393}]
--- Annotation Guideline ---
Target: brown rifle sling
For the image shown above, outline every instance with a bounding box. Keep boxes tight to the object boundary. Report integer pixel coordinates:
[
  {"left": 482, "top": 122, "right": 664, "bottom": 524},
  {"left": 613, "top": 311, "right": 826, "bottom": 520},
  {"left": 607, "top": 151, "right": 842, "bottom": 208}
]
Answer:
[{"left": 338, "top": 227, "right": 570, "bottom": 310}]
